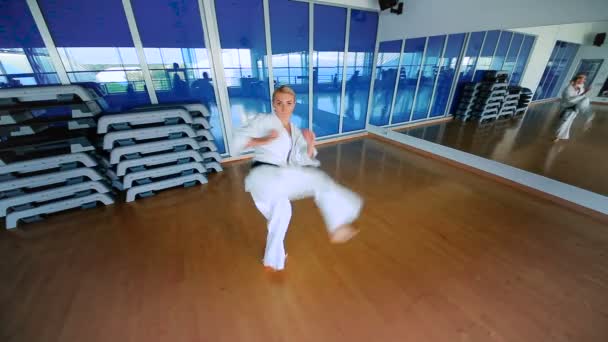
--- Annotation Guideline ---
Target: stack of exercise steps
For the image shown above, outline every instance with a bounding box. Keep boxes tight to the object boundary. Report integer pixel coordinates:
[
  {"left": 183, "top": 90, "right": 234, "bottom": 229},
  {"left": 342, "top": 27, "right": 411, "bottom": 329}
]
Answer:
[
  {"left": 0, "top": 85, "right": 114, "bottom": 230},
  {"left": 515, "top": 87, "right": 533, "bottom": 116},
  {"left": 496, "top": 86, "right": 520, "bottom": 119},
  {"left": 455, "top": 71, "right": 509, "bottom": 123},
  {"left": 96, "top": 104, "right": 222, "bottom": 203}
]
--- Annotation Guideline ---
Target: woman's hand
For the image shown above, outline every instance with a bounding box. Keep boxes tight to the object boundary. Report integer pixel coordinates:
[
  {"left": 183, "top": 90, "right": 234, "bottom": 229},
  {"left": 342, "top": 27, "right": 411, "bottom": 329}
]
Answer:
[
  {"left": 245, "top": 130, "right": 279, "bottom": 148},
  {"left": 302, "top": 129, "right": 316, "bottom": 157}
]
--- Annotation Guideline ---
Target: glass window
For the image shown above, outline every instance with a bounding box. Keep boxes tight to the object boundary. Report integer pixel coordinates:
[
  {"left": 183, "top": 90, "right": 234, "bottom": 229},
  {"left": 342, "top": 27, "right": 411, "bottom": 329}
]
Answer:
[
  {"left": 510, "top": 35, "right": 535, "bottom": 86},
  {"left": 490, "top": 31, "right": 512, "bottom": 71},
  {"left": 343, "top": 10, "right": 378, "bottom": 133},
  {"left": 369, "top": 40, "right": 401, "bottom": 126},
  {"left": 502, "top": 33, "right": 523, "bottom": 76},
  {"left": 131, "top": 0, "right": 225, "bottom": 153},
  {"left": 0, "top": 1, "right": 60, "bottom": 88},
  {"left": 533, "top": 42, "right": 560, "bottom": 100},
  {"left": 411, "top": 35, "right": 445, "bottom": 121},
  {"left": 473, "top": 30, "right": 500, "bottom": 82},
  {"left": 269, "top": 0, "right": 309, "bottom": 129},
  {"left": 392, "top": 37, "right": 426, "bottom": 124},
  {"left": 215, "top": 0, "right": 271, "bottom": 132},
  {"left": 547, "top": 42, "right": 579, "bottom": 98},
  {"left": 430, "top": 33, "right": 465, "bottom": 117},
  {"left": 39, "top": 0, "right": 150, "bottom": 111},
  {"left": 312, "top": 4, "right": 346, "bottom": 137},
  {"left": 448, "top": 31, "right": 484, "bottom": 115}
]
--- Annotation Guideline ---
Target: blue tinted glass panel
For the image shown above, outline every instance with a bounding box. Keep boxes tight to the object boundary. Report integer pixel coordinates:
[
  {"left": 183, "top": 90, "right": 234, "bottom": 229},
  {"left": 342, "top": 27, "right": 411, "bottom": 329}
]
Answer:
[
  {"left": 269, "top": 0, "right": 309, "bottom": 129},
  {"left": 510, "top": 35, "right": 534, "bottom": 85},
  {"left": 538, "top": 41, "right": 567, "bottom": 99},
  {"left": 490, "top": 31, "right": 512, "bottom": 71},
  {"left": 312, "top": 5, "right": 346, "bottom": 137},
  {"left": 449, "top": 31, "right": 484, "bottom": 114},
  {"left": 370, "top": 40, "right": 401, "bottom": 126},
  {"left": 0, "top": 1, "right": 59, "bottom": 87},
  {"left": 411, "top": 35, "right": 445, "bottom": 121},
  {"left": 503, "top": 33, "right": 523, "bottom": 75},
  {"left": 343, "top": 10, "right": 378, "bottom": 132},
  {"left": 215, "top": 0, "right": 271, "bottom": 135},
  {"left": 548, "top": 42, "right": 579, "bottom": 98},
  {"left": 473, "top": 30, "right": 499, "bottom": 82},
  {"left": 392, "top": 37, "right": 426, "bottom": 124},
  {"left": 533, "top": 42, "right": 560, "bottom": 100},
  {"left": 430, "top": 33, "right": 465, "bottom": 117},
  {"left": 39, "top": 0, "right": 133, "bottom": 47},
  {"left": 132, "top": 0, "right": 225, "bottom": 153}
]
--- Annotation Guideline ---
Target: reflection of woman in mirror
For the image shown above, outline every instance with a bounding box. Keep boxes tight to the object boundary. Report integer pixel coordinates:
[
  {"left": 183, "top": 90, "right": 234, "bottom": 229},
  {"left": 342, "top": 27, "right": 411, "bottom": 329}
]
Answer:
[{"left": 554, "top": 74, "right": 594, "bottom": 142}]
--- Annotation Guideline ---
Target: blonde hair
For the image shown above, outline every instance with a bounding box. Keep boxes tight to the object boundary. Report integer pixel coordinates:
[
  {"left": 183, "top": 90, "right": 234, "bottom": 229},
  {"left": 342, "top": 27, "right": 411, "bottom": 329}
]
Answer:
[{"left": 272, "top": 85, "right": 296, "bottom": 101}]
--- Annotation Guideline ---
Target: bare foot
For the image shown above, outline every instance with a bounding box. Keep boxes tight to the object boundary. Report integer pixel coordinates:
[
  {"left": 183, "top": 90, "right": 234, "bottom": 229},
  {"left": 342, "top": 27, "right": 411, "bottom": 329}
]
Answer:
[{"left": 330, "top": 225, "right": 359, "bottom": 243}]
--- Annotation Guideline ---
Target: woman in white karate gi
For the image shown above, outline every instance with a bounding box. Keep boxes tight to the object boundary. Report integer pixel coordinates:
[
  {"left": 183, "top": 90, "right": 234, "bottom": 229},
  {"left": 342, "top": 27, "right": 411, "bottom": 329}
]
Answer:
[
  {"left": 232, "top": 86, "right": 362, "bottom": 271},
  {"left": 554, "top": 74, "right": 593, "bottom": 142}
]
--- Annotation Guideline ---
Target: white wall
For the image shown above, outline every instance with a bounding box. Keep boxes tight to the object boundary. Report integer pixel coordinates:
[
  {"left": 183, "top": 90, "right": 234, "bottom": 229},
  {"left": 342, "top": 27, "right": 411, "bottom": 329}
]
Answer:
[{"left": 378, "top": 0, "right": 608, "bottom": 41}]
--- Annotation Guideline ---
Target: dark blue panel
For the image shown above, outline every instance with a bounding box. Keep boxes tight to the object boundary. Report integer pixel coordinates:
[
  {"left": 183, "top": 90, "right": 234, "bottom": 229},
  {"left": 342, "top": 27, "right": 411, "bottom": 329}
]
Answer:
[
  {"left": 270, "top": 0, "right": 309, "bottom": 129},
  {"left": 39, "top": 0, "right": 133, "bottom": 47},
  {"left": 411, "top": 35, "right": 445, "bottom": 121},
  {"left": 0, "top": 0, "right": 44, "bottom": 48},
  {"left": 269, "top": 0, "right": 308, "bottom": 53},
  {"left": 430, "top": 33, "right": 465, "bottom": 117},
  {"left": 392, "top": 37, "right": 425, "bottom": 124},
  {"left": 132, "top": 0, "right": 205, "bottom": 48},
  {"left": 343, "top": 10, "right": 378, "bottom": 132},
  {"left": 489, "top": 31, "right": 512, "bottom": 71},
  {"left": 449, "top": 31, "right": 484, "bottom": 115},
  {"left": 510, "top": 35, "right": 534, "bottom": 85},
  {"left": 473, "top": 30, "right": 499, "bottom": 82},
  {"left": 348, "top": 10, "right": 378, "bottom": 52},
  {"left": 370, "top": 40, "right": 402, "bottom": 126},
  {"left": 215, "top": 0, "right": 266, "bottom": 50},
  {"left": 312, "top": 4, "right": 345, "bottom": 137},
  {"left": 314, "top": 5, "right": 346, "bottom": 52}
]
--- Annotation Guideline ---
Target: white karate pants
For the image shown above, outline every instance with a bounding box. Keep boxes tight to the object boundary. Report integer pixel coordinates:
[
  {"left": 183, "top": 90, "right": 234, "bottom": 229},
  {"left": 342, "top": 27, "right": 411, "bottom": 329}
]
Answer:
[
  {"left": 245, "top": 165, "right": 363, "bottom": 270},
  {"left": 555, "top": 109, "right": 578, "bottom": 140}
]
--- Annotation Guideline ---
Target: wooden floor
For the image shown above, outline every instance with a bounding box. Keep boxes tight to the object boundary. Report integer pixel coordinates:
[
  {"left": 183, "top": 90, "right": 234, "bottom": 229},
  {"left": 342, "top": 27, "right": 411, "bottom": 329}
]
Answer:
[
  {"left": 1, "top": 137, "right": 608, "bottom": 342},
  {"left": 399, "top": 102, "right": 608, "bottom": 196}
]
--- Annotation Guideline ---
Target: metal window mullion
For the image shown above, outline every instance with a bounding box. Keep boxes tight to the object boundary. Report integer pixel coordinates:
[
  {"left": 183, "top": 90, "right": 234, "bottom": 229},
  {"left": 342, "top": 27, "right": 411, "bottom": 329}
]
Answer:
[
  {"left": 338, "top": 8, "right": 351, "bottom": 133},
  {"left": 408, "top": 37, "right": 429, "bottom": 122},
  {"left": 426, "top": 35, "right": 449, "bottom": 119},
  {"left": 25, "top": 0, "right": 70, "bottom": 85},
  {"left": 365, "top": 17, "right": 381, "bottom": 129},
  {"left": 309, "top": 3, "right": 314, "bottom": 130},
  {"left": 471, "top": 31, "right": 488, "bottom": 82},
  {"left": 262, "top": 0, "right": 274, "bottom": 102},
  {"left": 444, "top": 32, "right": 470, "bottom": 116},
  {"left": 121, "top": 0, "right": 159, "bottom": 104},
  {"left": 199, "top": 0, "right": 234, "bottom": 155},
  {"left": 388, "top": 39, "right": 406, "bottom": 125}
]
